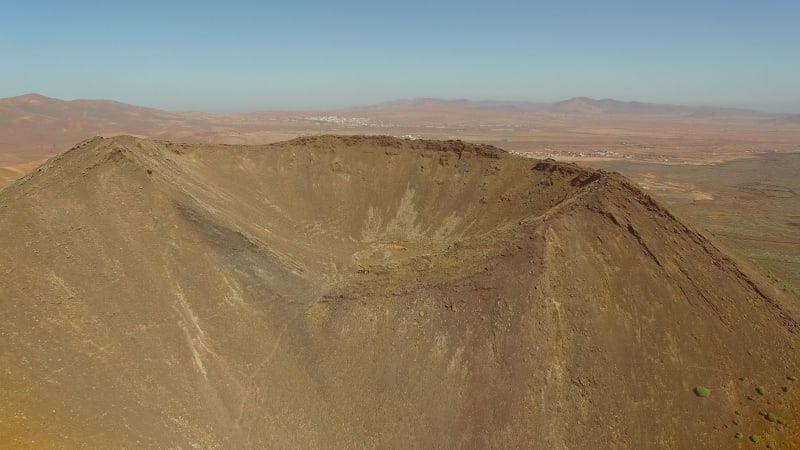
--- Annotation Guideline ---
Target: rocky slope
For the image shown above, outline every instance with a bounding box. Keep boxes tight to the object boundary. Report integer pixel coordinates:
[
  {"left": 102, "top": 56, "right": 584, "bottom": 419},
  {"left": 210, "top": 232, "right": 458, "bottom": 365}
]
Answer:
[{"left": 1, "top": 135, "right": 798, "bottom": 448}]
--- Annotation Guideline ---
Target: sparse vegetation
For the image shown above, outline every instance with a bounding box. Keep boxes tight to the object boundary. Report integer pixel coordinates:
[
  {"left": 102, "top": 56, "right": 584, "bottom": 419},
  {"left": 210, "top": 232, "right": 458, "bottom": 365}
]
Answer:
[
  {"left": 767, "top": 271, "right": 800, "bottom": 298},
  {"left": 750, "top": 434, "right": 761, "bottom": 443},
  {"left": 765, "top": 412, "right": 789, "bottom": 425},
  {"left": 694, "top": 386, "right": 711, "bottom": 397},
  {"left": 735, "top": 432, "right": 743, "bottom": 439},
  {"left": 757, "top": 386, "right": 766, "bottom": 395}
]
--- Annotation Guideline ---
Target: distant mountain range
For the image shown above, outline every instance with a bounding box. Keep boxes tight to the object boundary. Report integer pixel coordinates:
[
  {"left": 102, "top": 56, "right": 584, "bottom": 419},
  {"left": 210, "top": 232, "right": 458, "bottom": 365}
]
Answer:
[
  {"left": 366, "top": 96, "right": 774, "bottom": 118},
  {"left": 0, "top": 93, "right": 184, "bottom": 160},
  {"left": 0, "top": 92, "right": 795, "bottom": 171},
  {"left": 771, "top": 114, "right": 800, "bottom": 124},
  {"left": 1, "top": 93, "right": 786, "bottom": 126}
]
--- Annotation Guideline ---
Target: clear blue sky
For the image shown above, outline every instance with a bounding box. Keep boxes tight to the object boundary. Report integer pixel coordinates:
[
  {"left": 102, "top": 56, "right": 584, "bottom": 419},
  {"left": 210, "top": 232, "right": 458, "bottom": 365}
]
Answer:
[{"left": 2, "top": 0, "right": 799, "bottom": 112}]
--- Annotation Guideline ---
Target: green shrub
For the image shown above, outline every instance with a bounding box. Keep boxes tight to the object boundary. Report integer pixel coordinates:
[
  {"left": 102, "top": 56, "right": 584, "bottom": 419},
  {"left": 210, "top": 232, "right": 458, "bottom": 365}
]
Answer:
[
  {"left": 750, "top": 435, "right": 760, "bottom": 443},
  {"left": 756, "top": 386, "right": 765, "bottom": 395},
  {"left": 734, "top": 432, "right": 743, "bottom": 439},
  {"left": 766, "top": 412, "right": 788, "bottom": 425},
  {"left": 694, "top": 386, "right": 711, "bottom": 397}
]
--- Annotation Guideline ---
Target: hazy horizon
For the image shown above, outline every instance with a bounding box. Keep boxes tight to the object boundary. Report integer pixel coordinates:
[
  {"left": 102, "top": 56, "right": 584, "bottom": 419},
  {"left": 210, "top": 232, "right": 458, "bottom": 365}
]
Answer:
[
  {"left": 6, "top": 92, "right": 800, "bottom": 116},
  {"left": 3, "top": 1, "right": 799, "bottom": 113}
]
